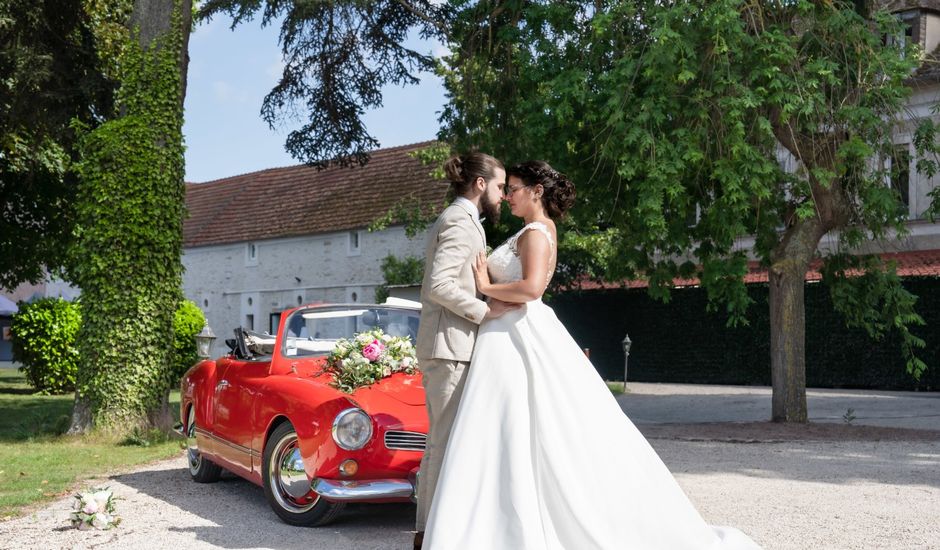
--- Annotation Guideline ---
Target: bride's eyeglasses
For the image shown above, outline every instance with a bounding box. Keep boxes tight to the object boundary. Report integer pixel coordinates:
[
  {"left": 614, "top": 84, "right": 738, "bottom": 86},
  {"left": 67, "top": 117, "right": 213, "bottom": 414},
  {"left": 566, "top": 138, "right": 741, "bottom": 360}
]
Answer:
[{"left": 501, "top": 184, "right": 527, "bottom": 197}]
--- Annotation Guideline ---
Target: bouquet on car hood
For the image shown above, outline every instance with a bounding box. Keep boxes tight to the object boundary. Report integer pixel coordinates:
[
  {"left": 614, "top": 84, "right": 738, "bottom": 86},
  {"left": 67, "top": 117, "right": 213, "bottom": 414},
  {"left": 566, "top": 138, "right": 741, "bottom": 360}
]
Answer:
[{"left": 326, "top": 329, "right": 418, "bottom": 393}]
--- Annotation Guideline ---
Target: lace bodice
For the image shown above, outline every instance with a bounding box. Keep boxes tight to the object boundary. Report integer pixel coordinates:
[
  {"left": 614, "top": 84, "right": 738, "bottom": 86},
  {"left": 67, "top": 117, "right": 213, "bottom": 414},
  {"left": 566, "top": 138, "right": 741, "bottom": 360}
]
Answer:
[{"left": 487, "top": 222, "right": 555, "bottom": 285}]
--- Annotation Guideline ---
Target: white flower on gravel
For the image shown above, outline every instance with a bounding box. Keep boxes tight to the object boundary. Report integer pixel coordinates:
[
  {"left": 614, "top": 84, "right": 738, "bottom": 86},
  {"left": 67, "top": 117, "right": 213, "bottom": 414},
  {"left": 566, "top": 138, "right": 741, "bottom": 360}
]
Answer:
[
  {"left": 92, "top": 512, "right": 112, "bottom": 530},
  {"left": 70, "top": 486, "right": 118, "bottom": 531},
  {"left": 92, "top": 490, "right": 112, "bottom": 509}
]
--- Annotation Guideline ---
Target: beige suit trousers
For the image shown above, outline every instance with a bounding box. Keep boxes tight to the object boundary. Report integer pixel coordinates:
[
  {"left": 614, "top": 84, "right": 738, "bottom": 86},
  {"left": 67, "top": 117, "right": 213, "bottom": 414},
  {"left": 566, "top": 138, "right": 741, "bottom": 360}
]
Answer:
[{"left": 415, "top": 357, "right": 469, "bottom": 532}]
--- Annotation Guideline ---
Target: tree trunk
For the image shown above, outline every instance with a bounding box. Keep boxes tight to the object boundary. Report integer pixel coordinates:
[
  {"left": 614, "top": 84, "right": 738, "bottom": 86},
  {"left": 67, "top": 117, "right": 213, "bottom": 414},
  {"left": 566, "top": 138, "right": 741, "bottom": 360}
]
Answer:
[
  {"left": 769, "top": 215, "right": 828, "bottom": 423},
  {"left": 69, "top": 0, "right": 191, "bottom": 435},
  {"left": 67, "top": 393, "right": 93, "bottom": 435},
  {"left": 769, "top": 258, "right": 809, "bottom": 422},
  {"left": 148, "top": 390, "right": 176, "bottom": 431}
]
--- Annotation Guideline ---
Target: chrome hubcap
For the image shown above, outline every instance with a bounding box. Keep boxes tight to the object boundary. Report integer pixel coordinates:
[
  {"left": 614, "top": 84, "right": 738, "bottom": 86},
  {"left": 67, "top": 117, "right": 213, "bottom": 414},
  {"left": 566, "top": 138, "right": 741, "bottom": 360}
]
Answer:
[
  {"left": 268, "top": 431, "right": 318, "bottom": 512},
  {"left": 187, "top": 407, "right": 202, "bottom": 474}
]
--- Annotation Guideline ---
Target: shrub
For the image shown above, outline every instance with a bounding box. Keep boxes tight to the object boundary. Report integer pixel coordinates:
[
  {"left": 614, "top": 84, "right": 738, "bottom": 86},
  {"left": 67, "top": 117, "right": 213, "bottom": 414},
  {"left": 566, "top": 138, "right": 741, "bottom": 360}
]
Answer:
[
  {"left": 11, "top": 297, "right": 205, "bottom": 393},
  {"left": 172, "top": 299, "right": 206, "bottom": 382},
  {"left": 11, "top": 298, "right": 81, "bottom": 394},
  {"left": 375, "top": 255, "right": 424, "bottom": 303}
]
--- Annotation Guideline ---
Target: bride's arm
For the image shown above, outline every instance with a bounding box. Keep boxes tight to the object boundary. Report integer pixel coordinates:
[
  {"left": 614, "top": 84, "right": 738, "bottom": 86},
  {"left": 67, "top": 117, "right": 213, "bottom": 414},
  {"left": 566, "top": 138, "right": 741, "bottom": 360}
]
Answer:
[{"left": 473, "top": 231, "right": 552, "bottom": 303}]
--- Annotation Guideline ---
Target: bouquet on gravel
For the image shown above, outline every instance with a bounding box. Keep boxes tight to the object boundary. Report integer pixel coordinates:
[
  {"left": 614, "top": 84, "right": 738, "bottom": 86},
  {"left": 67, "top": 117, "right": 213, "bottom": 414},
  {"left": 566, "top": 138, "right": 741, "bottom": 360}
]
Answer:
[
  {"left": 70, "top": 487, "right": 120, "bottom": 530},
  {"left": 326, "top": 329, "right": 418, "bottom": 393}
]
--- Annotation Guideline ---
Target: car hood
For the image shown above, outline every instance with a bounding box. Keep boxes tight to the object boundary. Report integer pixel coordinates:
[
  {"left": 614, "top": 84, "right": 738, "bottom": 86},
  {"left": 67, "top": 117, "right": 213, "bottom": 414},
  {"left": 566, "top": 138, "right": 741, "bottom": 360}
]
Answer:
[{"left": 354, "top": 372, "right": 425, "bottom": 407}]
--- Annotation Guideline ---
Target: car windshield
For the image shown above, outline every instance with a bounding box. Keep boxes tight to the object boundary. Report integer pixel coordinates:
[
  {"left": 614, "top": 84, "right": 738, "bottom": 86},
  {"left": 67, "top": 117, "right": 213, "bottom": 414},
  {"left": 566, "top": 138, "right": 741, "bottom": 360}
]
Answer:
[{"left": 280, "top": 305, "right": 421, "bottom": 358}]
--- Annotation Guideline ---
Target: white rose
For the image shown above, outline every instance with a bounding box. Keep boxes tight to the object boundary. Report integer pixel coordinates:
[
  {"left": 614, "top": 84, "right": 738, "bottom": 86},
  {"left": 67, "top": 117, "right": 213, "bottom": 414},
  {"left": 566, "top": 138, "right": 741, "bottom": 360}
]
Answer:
[
  {"left": 401, "top": 357, "right": 412, "bottom": 368},
  {"left": 92, "top": 490, "right": 111, "bottom": 508},
  {"left": 92, "top": 512, "right": 112, "bottom": 529}
]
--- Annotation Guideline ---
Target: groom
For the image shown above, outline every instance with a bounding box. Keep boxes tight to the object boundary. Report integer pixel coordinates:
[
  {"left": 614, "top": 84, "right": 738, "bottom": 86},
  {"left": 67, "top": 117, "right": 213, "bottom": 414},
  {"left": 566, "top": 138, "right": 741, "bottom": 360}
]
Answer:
[{"left": 413, "top": 152, "right": 516, "bottom": 550}]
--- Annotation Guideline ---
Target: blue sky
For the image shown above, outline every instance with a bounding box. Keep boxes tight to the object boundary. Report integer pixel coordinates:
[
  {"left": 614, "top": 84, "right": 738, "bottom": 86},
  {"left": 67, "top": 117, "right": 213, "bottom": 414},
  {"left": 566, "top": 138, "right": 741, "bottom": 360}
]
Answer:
[{"left": 183, "top": 15, "right": 447, "bottom": 183}]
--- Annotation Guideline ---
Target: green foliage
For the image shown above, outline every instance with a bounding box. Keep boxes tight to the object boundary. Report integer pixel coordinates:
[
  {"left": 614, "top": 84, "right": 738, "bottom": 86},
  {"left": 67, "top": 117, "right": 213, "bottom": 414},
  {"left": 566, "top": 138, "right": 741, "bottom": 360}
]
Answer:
[
  {"left": 172, "top": 300, "right": 206, "bottom": 382},
  {"left": 10, "top": 298, "right": 81, "bottom": 395},
  {"left": 10, "top": 294, "right": 203, "bottom": 399},
  {"left": 439, "top": 0, "right": 936, "bottom": 377},
  {"left": 822, "top": 254, "right": 927, "bottom": 378},
  {"left": 375, "top": 255, "right": 425, "bottom": 303},
  {"left": 69, "top": 0, "right": 188, "bottom": 432},
  {"left": 0, "top": 0, "right": 114, "bottom": 287}
]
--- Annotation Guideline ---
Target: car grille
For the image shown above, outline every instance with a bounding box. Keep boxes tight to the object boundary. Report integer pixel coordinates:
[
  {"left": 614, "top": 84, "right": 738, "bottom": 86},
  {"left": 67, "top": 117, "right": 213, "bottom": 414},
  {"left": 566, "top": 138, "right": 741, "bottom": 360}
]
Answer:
[{"left": 384, "top": 430, "right": 426, "bottom": 452}]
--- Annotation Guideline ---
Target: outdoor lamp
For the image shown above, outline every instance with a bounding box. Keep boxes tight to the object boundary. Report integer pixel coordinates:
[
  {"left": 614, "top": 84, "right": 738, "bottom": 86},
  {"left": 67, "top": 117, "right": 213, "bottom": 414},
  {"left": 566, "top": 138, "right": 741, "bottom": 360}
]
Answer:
[
  {"left": 195, "top": 323, "right": 216, "bottom": 359},
  {"left": 622, "top": 333, "right": 632, "bottom": 383}
]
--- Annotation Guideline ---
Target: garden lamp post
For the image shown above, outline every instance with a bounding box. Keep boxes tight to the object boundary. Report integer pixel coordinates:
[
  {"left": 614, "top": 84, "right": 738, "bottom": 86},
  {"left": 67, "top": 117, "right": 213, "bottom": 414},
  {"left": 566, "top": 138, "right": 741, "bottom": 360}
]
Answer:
[
  {"left": 622, "top": 333, "right": 632, "bottom": 383},
  {"left": 195, "top": 323, "right": 216, "bottom": 359}
]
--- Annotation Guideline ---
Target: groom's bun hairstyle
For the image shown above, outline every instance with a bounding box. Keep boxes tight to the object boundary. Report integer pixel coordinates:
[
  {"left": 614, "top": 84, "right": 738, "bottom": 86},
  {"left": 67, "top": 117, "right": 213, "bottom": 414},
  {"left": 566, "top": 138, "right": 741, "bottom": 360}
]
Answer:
[
  {"left": 442, "top": 152, "right": 504, "bottom": 196},
  {"left": 507, "top": 161, "right": 576, "bottom": 219}
]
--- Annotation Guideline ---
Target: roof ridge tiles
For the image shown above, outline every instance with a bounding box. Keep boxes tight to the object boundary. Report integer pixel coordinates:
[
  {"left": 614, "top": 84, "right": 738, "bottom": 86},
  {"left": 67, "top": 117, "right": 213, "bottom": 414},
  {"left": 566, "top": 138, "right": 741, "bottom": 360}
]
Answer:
[{"left": 183, "top": 140, "right": 448, "bottom": 248}]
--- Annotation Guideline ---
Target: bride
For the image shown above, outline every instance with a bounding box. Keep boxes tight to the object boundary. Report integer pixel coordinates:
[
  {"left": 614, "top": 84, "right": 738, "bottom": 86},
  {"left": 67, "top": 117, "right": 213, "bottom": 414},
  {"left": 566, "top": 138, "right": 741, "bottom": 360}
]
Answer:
[{"left": 422, "top": 161, "right": 761, "bottom": 549}]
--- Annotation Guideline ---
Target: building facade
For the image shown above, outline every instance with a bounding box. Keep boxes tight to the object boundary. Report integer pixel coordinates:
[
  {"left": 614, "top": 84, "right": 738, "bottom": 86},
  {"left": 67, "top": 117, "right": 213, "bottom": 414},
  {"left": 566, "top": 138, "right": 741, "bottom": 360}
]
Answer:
[{"left": 181, "top": 141, "right": 447, "bottom": 356}]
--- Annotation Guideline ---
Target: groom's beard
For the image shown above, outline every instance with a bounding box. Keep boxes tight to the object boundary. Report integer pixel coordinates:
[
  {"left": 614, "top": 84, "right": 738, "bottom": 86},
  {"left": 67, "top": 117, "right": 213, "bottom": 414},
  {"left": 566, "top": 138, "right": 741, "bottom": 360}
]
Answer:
[{"left": 480, "top": 197, "right": 501, "bottom": 223}]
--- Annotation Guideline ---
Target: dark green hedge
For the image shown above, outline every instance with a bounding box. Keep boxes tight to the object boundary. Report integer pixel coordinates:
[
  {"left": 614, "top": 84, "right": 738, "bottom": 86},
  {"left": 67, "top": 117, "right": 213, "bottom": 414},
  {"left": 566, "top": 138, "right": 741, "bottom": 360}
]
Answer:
[{"left": 548, "top": 277, "right": 940, "bottom": 390}]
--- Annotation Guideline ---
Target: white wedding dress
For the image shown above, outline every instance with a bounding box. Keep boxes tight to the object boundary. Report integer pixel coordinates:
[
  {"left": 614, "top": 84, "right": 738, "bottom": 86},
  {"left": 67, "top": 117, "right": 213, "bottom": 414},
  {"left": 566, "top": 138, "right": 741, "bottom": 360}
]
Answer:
[{"left": 423, "top": 222, "right": 761, "bottom": 550}]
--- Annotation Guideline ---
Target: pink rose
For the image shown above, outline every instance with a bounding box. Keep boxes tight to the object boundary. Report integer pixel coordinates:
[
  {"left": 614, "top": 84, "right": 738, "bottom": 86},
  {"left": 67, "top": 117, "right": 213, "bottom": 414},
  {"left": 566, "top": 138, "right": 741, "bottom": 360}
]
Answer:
[{"left": 362, "top": 340, "right": 385, "bottom": 362}]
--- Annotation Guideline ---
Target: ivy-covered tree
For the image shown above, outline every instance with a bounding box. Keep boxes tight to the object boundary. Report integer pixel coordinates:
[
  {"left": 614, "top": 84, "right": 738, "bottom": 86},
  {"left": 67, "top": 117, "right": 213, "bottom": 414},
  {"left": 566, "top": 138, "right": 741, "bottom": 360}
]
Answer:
[
  {"left": 68, "top": 0, "right": 192, "bottom": 434},
  {"left": 0, "top": 0, "right": 114, "bottom": 288},
  {"left": 439, "top": 0, "right": 939, "bottom": 422}
]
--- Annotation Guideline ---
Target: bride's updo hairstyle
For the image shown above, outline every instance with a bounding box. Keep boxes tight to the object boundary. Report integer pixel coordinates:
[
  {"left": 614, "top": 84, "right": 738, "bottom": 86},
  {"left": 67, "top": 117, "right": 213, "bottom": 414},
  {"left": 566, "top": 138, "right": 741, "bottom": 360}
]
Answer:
[
  {"left": 507, "top": 161, "right": 576, "bottom": 219},
  {"left": 442, "top": 152, "right": 504, "bottom": 196}
]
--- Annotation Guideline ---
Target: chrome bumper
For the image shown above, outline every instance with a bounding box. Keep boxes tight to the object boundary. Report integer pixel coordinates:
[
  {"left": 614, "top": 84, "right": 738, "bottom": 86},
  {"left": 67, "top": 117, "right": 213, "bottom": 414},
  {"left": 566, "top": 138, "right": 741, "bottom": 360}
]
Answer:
[{"left": 311, "top": 478, "right": 415, "bottom": 502}]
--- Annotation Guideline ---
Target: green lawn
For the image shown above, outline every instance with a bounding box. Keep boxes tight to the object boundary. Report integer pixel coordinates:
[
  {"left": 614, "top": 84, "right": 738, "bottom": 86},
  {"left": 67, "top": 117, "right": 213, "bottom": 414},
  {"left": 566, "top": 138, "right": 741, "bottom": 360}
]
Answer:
[{"left": 0, "top": 371, "right": 184, "bottom": 519}]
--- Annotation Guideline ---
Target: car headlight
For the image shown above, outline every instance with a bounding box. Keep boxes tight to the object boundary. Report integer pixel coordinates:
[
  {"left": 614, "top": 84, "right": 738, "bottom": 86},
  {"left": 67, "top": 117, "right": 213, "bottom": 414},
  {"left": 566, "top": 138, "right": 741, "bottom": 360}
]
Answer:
[{"left": 332, "top": 408, "right": 373, "bottom": 450}]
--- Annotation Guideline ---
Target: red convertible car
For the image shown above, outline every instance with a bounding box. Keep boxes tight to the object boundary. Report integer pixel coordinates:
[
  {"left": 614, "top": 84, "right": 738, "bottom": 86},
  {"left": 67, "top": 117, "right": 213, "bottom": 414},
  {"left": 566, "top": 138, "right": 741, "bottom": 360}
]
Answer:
[{"left": 179, "top": 302, "right": 427, "bottom": 526}]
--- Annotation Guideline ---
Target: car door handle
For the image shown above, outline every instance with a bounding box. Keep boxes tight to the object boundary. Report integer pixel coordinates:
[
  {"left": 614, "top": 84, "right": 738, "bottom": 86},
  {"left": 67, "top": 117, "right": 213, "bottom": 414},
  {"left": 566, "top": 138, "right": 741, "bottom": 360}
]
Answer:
[{"left": 216, "top": 380, "right": 230, "bottom": 390}]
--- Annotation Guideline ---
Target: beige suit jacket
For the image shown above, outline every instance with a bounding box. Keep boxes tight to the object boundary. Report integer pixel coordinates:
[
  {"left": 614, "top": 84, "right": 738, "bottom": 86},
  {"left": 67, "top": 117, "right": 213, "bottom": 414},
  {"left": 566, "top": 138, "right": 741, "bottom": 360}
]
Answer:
[{"left": 415, "top": 201, "right": 489, "bottom": 362}]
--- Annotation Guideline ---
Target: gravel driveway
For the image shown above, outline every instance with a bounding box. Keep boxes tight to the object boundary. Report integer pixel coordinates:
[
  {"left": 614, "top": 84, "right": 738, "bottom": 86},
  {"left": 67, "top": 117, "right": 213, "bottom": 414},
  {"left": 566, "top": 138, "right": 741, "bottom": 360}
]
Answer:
[{"left": 2, "top": 429, "right": 937, "bottom": 550}]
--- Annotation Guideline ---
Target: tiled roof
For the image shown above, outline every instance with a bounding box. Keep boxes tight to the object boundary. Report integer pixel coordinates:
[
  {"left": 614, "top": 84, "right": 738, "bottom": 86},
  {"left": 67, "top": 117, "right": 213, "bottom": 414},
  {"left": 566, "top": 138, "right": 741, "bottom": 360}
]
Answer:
[
  {"left": 576, "top": 249, "right": 940, "bottom": 291},
  {"left": 184, "top": 141, "right": 448, "bottom": 248}
]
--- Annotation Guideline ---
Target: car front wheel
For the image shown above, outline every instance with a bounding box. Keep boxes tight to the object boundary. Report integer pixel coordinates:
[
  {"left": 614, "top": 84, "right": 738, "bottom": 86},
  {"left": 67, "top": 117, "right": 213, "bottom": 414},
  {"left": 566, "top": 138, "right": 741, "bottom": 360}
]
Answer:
[
  {"left": 263, "top": 422, "right": 344, "bottom": 526},
  {"left": 187, "top": 405, "right": 223, "bottom": 483}
]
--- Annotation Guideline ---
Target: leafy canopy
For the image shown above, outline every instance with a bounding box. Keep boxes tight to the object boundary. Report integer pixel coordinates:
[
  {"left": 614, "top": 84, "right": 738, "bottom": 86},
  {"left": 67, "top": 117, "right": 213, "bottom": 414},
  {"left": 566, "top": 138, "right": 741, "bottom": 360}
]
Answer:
[
  {"left": 437, "top": 0, "right": 936, "bottom": 377},
  {"left": 0, "top": 0, "right": 114, "bottom": 288}
]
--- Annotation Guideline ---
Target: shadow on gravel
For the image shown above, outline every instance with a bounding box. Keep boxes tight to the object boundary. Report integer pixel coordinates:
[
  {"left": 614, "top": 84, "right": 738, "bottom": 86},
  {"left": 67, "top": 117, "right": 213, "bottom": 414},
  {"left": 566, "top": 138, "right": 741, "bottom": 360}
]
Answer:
[{"left": 112, "top": 462, "right": 415, "bottom": 550}]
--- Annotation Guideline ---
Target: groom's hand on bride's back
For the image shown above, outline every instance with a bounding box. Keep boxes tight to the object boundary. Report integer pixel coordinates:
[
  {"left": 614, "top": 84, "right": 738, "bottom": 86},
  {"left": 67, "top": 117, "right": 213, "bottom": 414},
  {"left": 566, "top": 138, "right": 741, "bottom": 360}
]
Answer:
[{"left": 485, "top": 298, "right": 522, "bottom": 319}]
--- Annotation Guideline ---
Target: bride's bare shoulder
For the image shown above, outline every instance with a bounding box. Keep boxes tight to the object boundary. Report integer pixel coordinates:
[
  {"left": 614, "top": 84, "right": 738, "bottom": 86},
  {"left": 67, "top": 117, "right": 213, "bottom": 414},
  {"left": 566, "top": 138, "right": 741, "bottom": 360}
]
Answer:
[{"left": 521, "top": 219, "right": 555, "bottom": 242}]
